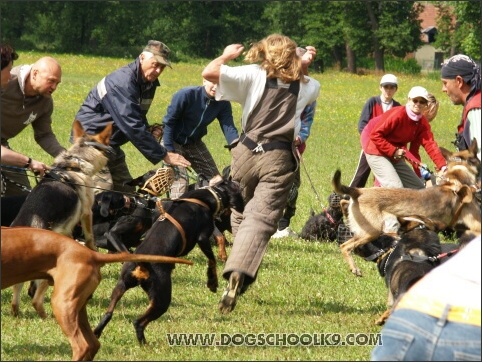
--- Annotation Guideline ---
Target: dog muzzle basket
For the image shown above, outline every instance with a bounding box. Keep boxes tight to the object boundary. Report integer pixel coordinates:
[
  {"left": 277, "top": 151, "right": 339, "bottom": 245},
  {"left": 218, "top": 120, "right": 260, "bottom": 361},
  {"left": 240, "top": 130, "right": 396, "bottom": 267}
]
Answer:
[{"left": 140, "top": 167, "right": 175, "bottom": 196}]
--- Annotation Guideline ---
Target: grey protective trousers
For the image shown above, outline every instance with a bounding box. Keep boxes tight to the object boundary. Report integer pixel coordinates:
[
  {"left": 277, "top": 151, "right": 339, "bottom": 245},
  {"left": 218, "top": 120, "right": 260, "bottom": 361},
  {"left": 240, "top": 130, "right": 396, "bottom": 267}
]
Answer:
[{"left": 223, "top": 142, "right": 295, "bottom": 282}]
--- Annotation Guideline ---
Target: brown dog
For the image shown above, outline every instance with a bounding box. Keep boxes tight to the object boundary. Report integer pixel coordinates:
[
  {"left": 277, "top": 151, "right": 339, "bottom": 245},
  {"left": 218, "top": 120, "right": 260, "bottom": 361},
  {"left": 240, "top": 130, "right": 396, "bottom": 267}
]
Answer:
[
  {"left": 1, "top": 226, "right": 192, "bottom": 361},
  {"left": 332, "top": 142, "right": 480, "bottom": 277}
]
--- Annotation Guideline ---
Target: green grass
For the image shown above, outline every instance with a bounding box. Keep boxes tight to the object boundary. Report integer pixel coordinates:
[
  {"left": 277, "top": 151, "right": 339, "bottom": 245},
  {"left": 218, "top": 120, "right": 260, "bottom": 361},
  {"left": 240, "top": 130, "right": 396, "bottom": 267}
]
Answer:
[{"left": 1, "top": 52, "right": 463, "bottom": 361}]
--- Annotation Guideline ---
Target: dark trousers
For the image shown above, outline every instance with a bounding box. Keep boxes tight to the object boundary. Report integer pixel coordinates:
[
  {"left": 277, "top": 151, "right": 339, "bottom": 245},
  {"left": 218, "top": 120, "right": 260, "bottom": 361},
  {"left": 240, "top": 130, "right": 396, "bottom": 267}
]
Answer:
[{"left": 349, "top": 151, "right": 371, "bottom": 188}]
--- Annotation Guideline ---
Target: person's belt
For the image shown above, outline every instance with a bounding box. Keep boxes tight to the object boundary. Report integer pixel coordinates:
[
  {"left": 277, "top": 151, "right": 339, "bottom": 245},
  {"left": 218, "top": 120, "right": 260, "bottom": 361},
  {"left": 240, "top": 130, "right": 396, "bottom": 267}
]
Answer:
[
  {"left": 395, "top": 293, "right": 481, "bottom": 327},
  {"left": 240, "top": 135, "right": 292, "bottom": 153}
]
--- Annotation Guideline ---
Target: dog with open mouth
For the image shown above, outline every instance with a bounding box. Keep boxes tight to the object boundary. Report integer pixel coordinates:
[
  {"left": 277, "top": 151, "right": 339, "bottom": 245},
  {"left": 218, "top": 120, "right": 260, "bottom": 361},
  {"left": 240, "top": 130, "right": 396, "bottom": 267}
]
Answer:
[{"left": 332, "top": 140, "right": 480, "bottom": 277}]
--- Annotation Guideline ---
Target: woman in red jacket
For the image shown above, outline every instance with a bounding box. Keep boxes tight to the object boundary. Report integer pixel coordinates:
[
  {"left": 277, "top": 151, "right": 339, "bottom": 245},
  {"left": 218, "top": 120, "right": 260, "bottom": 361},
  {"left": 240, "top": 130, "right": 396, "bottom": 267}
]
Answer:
[{"left": 364, "top": 86, "right": 447, "bottom": 189}]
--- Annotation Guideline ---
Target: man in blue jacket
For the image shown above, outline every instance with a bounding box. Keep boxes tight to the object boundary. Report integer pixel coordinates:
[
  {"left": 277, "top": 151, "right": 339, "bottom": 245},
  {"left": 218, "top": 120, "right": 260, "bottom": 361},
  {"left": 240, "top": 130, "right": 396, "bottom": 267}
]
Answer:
[
  {"left": 162, "top": 78, "right": 239, "bottom": 198},
  {"left": 73, "top": 40, "right": 190, "bottom": 192}
]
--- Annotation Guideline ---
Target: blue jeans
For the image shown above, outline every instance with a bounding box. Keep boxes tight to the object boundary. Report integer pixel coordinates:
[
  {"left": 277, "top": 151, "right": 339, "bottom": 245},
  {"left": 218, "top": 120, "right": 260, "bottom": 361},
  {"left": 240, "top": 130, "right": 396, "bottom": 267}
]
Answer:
[{"left": 371, "top": 309, "right": 481, "bottom": 361}]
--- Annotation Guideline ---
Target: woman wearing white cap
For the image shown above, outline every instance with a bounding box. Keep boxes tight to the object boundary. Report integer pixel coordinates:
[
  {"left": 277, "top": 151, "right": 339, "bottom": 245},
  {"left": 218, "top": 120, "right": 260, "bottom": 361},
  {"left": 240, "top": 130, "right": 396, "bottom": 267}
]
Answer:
[{"left": 364, "top": 86, "right": 447, "bottom": 189}]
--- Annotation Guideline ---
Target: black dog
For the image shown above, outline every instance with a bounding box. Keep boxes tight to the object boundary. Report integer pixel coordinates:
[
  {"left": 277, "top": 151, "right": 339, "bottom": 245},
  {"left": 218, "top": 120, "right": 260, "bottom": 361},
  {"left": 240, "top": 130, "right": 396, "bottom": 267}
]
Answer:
[
  {"left": 72, "top": 169, "right": 160, "bottom": 253},
  {"left": 93, "top": 179, "right": 244, "bottom": 344},
  {"left": 300, "top": 192, "right": 347, "bottom": 241},
  {"left": 79, "top": 169, "right": 235, "bottom": 257},
  {"left": 354, "top": 215, "right": 458, "bottom": 325}
]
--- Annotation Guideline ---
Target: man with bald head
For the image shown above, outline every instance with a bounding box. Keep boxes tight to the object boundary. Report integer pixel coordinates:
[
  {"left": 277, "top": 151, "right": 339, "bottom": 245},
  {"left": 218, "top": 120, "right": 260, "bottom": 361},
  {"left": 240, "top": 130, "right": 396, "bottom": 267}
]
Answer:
[{"left": 1, "top": 56, "right": 65, "bottom": 196}]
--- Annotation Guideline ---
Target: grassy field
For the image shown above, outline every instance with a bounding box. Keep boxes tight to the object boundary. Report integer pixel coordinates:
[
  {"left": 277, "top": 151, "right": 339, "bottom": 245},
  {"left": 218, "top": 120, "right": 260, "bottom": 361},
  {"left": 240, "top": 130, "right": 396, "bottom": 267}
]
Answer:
[{"left": 1, "top": 52, "right": 463, "bottom": 361}]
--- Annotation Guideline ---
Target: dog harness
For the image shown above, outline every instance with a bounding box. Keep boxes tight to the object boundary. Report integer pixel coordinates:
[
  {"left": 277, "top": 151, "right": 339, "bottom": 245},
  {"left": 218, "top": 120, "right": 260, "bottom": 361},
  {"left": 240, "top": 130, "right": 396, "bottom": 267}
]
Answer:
[{"left": 155, "top": 186, "right": 225, "bottom": 256}]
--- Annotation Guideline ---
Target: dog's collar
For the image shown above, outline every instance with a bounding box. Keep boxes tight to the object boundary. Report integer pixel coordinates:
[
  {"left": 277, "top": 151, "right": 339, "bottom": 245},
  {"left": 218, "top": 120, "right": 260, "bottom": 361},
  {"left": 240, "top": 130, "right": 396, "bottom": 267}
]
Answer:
[
  {"left": 201, "top": 186, "right": 223, "bottom": 215},
  {"left": 50, "top": 166, "right": 82, "bottom": 173}
]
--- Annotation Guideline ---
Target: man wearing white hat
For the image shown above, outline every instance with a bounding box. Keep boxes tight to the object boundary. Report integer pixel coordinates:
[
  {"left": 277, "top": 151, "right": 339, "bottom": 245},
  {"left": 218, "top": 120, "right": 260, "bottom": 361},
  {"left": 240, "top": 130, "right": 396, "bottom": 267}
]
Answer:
[
  {"left": 364, "top": 86, "right": 447, "bottom": 189},
  {"left": 349, "top": 74, "right": 401, "bottom": 188}
]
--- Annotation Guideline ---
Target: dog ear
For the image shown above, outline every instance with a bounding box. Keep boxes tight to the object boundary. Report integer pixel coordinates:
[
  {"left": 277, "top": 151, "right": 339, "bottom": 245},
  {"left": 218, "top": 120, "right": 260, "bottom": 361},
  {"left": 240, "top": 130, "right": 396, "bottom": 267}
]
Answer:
[
  {"left": 468, "top": 138, "right": 478, "bottom": 156},
  {"left": 99, "top": 192, "right": 113, "bottom": 217},
  {"left": 439, "top": 146, "right": 453, "bottom": 161},
  {"left": 398, "top": 216, "right": 425, "bottom": 230},
  {"left": 72, "top": 120, "right": 86, "bottom": 141},
  {"left": 457, "top": 185, "right": 473, "bottom": 204},
  {"left": 97, "top": 122, "right": 113, "bottom": 145}
]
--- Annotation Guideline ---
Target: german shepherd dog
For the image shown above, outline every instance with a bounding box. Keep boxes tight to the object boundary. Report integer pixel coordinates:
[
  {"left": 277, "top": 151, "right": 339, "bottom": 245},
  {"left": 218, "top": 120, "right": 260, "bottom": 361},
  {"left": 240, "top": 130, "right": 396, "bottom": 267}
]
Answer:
[
  {"left": 354, "top": 215, "right": 456, "bottom": 325},
  {"left": 10, "top": 120, "right": 113, "bottom": 318},
  {"left": 332, "top": 141, "right": 480, "bottom": 277},
  {"left": 93, "top": 179, "right": 244, "bottom": 345}
]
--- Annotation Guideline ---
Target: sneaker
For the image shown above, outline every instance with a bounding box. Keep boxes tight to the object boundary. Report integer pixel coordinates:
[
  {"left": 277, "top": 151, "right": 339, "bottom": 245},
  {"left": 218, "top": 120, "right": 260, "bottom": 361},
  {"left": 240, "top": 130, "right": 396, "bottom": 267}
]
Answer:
[
  {"left": 219, "top": 271, "right": 244, "bottom": 314},
  {"left": 271, "top": 227, "right": 298, "bottom": 239}
]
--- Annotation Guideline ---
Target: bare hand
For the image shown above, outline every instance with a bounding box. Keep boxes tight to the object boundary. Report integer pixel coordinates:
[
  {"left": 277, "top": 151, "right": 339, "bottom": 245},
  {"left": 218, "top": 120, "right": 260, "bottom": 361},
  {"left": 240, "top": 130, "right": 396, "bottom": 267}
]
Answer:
[
  {"left": 223, "top": 44, "right": 244, "bottom": 60},
  {"left": 302, "top": 46, "right": 316, "bottom": 65},
  {"left": 163, "top": 152, "right": 191, "bottom": 167},
  {"left": 294, "top": 136, "right": 302, "bottom": 147},
  {"left": 208, "top": 174, "right": 223, "bottom": 186},
  {"left": 393, "top": 148, "right": 406, "bottom": 160},
  {"left": 29, "top": 160, "right": 50, "bottom": 177}
]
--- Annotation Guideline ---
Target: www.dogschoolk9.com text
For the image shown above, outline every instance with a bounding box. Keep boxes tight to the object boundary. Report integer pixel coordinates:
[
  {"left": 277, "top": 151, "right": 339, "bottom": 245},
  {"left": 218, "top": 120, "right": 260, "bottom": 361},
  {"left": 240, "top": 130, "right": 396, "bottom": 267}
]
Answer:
[{"left": 166, "top": 333, "right": 382, "bottom": 347}]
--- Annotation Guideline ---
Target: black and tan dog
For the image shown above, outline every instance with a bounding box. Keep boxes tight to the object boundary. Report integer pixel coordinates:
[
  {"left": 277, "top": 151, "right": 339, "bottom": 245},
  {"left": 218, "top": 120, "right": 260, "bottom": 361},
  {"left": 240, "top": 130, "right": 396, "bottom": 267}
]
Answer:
[
  {"left": 332, "top": 141, "right": 480, "bottom": 277},
  {"left": 93, "top": 179, "right": 244, "bottom": 344},
  {"left": 1, "top": 226, "right": 192, "bottom": 361},
  {"left": 354, "top": 215, "right": 457, "bottom": 325},
  {"left": 80, "top": 170, "right": 234, "bottom": 260},
  {"left": 300, "top": 192, "right": 348, "bottom": 241},
  {"left": 10, "top": 120, "right": 113, "bottom": 318}
]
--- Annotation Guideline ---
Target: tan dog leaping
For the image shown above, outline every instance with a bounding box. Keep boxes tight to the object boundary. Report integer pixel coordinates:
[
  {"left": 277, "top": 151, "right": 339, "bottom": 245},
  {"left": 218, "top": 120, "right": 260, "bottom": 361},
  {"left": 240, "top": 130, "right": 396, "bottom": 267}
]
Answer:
[
  {"left": 332, "top": 142, "right": 480, "bottom": 277},
  {"left": 1, "top": 226, "right": 193, "bottom": 361}
]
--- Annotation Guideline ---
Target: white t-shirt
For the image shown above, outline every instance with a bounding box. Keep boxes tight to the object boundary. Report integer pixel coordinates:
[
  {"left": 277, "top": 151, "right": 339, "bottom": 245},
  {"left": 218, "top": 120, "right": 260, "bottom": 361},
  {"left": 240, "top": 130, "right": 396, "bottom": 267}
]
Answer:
[{"left": 215, "top": 64, "right": 320, "bottom": 140}]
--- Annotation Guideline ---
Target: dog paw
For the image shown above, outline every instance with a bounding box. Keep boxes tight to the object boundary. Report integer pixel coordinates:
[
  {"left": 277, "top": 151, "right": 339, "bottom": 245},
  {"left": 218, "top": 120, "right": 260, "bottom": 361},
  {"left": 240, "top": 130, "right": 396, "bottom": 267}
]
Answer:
[
  {"left": 375, "top": 318, "right": 386, "bottom": 326},
  {"left": 351, "top": 268, "right": 362, "bottom": 277},
  {"left": 207, "top": 280, "right": 218, "bottom": 293}
]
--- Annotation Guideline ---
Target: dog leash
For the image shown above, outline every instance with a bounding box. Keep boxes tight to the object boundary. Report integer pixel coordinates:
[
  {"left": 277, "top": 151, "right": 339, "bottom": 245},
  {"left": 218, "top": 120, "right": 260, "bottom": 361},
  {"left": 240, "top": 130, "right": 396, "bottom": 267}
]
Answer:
[
  {"left": 297, "top": 149, "right": 336, "bottom": 224},
  {"left": 402, "top": 152, "right": 434, "bottom": 175}
]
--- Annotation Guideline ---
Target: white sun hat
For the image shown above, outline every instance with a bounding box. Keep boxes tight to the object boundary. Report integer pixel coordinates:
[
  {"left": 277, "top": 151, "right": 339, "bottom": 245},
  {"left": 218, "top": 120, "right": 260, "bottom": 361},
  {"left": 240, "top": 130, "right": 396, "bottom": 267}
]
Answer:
[
  {"left": 408, "top": 86, "right": 429, "bottom": 101},
  {"left": 380, "top": 74, "right": 398, "bottom": 86}
]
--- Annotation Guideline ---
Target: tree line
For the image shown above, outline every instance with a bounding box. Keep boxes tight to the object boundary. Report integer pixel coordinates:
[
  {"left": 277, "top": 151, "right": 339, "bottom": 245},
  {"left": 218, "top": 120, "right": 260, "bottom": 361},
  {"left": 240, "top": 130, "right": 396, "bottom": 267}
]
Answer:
[{"left": 1, "top": 1, "right": 480, "bottom": 72}]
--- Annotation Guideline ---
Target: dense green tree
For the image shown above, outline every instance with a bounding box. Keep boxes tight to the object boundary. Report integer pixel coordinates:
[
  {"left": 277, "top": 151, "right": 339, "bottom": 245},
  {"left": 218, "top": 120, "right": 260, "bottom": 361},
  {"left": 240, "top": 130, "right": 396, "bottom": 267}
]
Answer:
[
  {"left": 1, "top": 1, "right": 475, "bottom": 70},
  {"left": 434, "top": 1, "right": 480, "bottom": 60}
]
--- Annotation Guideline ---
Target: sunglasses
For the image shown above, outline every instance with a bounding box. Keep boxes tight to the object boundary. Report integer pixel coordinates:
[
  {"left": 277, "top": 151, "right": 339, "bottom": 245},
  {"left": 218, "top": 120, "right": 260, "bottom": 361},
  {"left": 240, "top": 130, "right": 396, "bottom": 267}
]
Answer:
[
  {"left": 382, "top": 85, "right": 396, "bottom": 90},
  {"left": 411, "top": 98, "right": 428, "bottom": 105}
]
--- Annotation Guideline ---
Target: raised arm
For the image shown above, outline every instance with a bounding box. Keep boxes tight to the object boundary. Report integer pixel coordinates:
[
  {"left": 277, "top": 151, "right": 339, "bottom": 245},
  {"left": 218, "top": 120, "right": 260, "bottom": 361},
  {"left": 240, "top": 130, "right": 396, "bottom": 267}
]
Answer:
[{"left": 202, "top": 44, "right": 244, "bottom": 84}]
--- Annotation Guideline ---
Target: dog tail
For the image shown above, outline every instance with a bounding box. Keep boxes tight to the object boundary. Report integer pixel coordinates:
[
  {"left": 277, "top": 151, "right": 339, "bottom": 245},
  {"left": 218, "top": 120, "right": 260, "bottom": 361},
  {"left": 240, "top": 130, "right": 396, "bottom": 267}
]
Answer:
[
  {"left": 332, "top": 169, "right": 361, "bottom": 199},
  {"left": 95, "top": 252, "right": 194, "bottom": 266}
]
